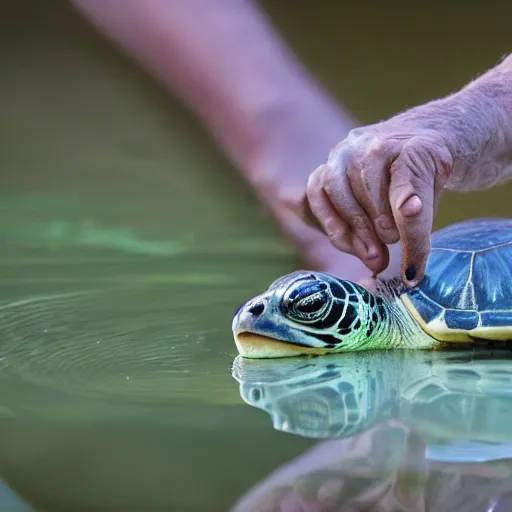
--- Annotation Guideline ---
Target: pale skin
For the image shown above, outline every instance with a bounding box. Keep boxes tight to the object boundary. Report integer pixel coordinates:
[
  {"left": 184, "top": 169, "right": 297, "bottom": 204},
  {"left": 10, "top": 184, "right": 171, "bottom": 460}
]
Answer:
[
  {"left": 70, "top": 0, "right": 375, "bottom": 283},
  {"left": 293, "top": 54, "right": 512, "bottom": 286},
  {"left": 70, "top": 0, "right": 512, "bottom": 288}
]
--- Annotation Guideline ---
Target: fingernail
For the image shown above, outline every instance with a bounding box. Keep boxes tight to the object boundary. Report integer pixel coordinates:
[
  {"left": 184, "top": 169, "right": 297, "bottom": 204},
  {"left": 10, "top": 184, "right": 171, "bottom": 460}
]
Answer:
[{"left": 405, "top": 265, "right": 416, "bottom": 281}]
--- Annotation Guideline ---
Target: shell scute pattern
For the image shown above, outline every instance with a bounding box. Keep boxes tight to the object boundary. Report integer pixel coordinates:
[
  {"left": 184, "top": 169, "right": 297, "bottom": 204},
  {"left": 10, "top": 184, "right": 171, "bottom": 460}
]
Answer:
[
  {"left": 444, "top": 310, "right": 479, "bottom": 330},
  {"left": 481, "top": 311, "right": 512, "bottom": 328},
  {"left": 430, "top": 218, "right": 512, "bottom": 250},
  {"left": 404, "top": 219, "right": 512, "bottom": 333},
  {"left": 472, "top": 244, "right": 512, "bottom": 314}
]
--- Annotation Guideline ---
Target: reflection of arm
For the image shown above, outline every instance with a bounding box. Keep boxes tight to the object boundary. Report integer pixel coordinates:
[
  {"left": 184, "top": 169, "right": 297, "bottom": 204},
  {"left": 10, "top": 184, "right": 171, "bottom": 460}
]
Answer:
[
  {"left": 232, "top": 423, "right": 416, "bottom": 512},
  {"left": 70, "top": 0, "right": 356, "bottom": 183}
]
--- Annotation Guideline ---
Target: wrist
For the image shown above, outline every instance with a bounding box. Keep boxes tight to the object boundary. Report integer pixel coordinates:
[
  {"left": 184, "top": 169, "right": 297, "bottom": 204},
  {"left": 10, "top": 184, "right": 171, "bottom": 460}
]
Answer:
[
  {"left": 404, "top": 55, "right": 512, "bottom": 191},
  {"left": 391, "top": 54, "right": 512, "bottom": 191},
  {"left": 445, "top": 56, "right": 512, "bottom": 190}
]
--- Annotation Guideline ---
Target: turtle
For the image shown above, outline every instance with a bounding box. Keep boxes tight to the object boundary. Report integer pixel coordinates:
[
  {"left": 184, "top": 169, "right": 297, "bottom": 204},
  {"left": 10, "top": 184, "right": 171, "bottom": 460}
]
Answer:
[{"left": 232, "top": 218, "right": 512, "bottom": 358}]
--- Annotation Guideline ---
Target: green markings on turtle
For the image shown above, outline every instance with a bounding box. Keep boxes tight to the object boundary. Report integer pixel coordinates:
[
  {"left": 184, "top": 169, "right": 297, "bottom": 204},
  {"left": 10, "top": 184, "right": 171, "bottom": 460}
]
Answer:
[{"left": 232, "top": 218, "right": 512, "bottom": 358}]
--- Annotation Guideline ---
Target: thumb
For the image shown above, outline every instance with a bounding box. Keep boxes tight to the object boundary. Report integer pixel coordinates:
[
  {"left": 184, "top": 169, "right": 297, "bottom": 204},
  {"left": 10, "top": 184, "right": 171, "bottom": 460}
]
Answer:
[{"left": 388, "top": 143, "right": 437, "bottom": 287}]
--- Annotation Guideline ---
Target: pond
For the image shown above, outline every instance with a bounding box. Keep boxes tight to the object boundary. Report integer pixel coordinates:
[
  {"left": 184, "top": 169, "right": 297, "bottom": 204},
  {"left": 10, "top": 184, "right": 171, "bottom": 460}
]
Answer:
[{"left": 2, "top": 0, "right": 512, "bottom": 510}]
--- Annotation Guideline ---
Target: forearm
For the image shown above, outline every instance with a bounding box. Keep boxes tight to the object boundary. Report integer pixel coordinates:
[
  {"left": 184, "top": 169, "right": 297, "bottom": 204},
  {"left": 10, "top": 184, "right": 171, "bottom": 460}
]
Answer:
[
  {"left": 449, "top": 54, "right": 512, "bottom": 190},
  {"left": 70, "top": 0, "right": 355, "bottom": 181},
  {"left": 396, "top": 54, "right": 512, "bottom": 191}
]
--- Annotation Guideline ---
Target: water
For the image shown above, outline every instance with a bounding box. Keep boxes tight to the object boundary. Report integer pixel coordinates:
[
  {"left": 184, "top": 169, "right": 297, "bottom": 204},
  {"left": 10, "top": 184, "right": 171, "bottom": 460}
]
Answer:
[
  {"left": 232, "top": 350, "right": 512, "bottom": 511},
  {"left": 2, "top": 0, "right": 512, "bottom": 510}
]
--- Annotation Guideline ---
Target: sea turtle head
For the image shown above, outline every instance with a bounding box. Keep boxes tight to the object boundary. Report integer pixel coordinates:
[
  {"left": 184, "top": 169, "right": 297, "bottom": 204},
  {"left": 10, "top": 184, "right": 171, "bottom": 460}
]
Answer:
[{"left": 232, "top": 270, "right": 387, "bottom": 358}]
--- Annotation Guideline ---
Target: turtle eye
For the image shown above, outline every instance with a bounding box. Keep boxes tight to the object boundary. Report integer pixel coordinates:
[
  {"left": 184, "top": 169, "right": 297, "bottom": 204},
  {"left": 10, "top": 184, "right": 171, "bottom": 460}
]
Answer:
[{"left": 282, "top": 280, "right": 332, "bottom": 324}]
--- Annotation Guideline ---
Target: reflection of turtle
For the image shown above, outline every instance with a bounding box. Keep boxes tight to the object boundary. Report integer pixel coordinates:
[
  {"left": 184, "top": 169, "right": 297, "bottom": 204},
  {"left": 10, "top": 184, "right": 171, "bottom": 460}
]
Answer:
[
  {"left": 233, "top": 218, "right": 512, "bottom": 358},
  {"left": 232, "top": 350, "right": 512, "bottom": 512},
  {"left": 232, "top": 351, "right": 405, "bottom": 439},
  {"left": 232, "top": 350, "right": 512, "bottom": 451}
]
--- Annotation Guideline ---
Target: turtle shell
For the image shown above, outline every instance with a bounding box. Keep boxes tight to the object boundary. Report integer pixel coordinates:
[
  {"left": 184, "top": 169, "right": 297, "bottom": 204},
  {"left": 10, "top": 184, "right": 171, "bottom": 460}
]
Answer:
[{"left": 401, "top": 218, "right": 512, "bottom": 342}]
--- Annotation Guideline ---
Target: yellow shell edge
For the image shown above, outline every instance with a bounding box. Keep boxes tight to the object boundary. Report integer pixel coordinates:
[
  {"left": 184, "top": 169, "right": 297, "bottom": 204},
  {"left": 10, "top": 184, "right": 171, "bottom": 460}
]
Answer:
[{"left": 401, "top": 293, "right": 512, "bottom": 342}]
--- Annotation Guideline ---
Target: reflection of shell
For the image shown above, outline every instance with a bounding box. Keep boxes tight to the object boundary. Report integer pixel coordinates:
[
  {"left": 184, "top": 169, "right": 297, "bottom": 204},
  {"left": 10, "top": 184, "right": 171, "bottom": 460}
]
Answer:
[
  {"left": 233, "top": 349, "right": 512, "bottom": 445},
  {"left": 404, "top": 357, "right": 512, "bottom": 444}
]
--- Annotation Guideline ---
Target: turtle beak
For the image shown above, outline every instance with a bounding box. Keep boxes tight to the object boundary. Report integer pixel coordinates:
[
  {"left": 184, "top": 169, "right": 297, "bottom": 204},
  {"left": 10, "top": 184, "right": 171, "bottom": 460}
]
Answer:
[
  {"left": 232, "top": 297, "right": 267, "bottom": 341},
  {"left": 232, "top": 296, "right": 289, "bottom": 358},
  {"left": 232, "top": 297, "right": 328, "bottom": 359}
]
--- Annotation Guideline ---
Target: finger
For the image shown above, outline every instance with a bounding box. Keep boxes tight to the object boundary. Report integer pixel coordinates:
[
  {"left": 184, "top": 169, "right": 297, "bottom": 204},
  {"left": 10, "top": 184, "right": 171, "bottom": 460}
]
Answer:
[
  {"left": 287, "top": 165, "right": 330, "bottom": 232},
  {"left": 346, "top": 141, "right": 401, "bottom": 245},
  {"left": 293, "top": 192, "right": 325, "bottom": 233},
  {"left": 388, "top": 142, "right": 437, "bottom": 286},
  {"left": 305, "top": 168, "right": 360, "bottom": 256},
  {"left": 322, "top": 160, "right": 389, "bottom": 274}
]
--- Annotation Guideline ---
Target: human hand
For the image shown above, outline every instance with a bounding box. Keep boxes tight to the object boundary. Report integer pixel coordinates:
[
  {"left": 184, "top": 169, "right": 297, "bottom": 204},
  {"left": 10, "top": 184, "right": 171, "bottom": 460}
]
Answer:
[
  {"left": 293, "top": 56, "right": 512, "bottom": 287},
  {"left": 247, "top": 96, "right": 404, "bottom": 285},
  {"left": 294, "top": 115, "right": 455, "bottom": 287}
]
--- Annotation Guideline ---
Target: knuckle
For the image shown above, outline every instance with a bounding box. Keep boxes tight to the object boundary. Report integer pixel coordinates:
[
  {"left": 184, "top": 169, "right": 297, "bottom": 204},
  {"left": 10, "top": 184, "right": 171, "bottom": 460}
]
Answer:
[
  {"left": 350, "top": 213, "right": 371, "bottom": 232},
  {"left": 328, "top": 128, "right": 394, "bottom": 185},
  {"left": 347, "top": 125, "right": 378, "bottom": 142},
  {"left": 306, "top": 172, "right": 317, "bottom": 192},
  {"left": 345, "top": 160, "right": 361, "bottom": 183},
  {"left": 402, "top": 136, "right": 453, "bottom": 178},
  {"left": 322, "top": 167, "right": 342, "bottom": 193},
  {"left": 359, "top": 168, "right": 376, "bottom": 196},
  {"left": 336, "top": 134, "right": 390, "bottom": 172},
  {"left": 305, "top": 184, "right": 319, "bottom": 206},
  {"left": 305, "top": 180, "right": 316, "bottom": 201},
  {"left": 328, "top": 134, "right": 368, "bottom": 168},
  {"left": 305, "top": 185, "right": 323, "bottom": 210},
  {"left": 324, "top": 216, "right": 347, "bottom": 237},
  {"left": 357, "top": 138, "right": 391, "bottom": 184},
  {"left": 328, "top": 140, "right": 348, "bottom": 162},
  {"left": 347, "top": 127, "right": 365, "bottom": 139},
  {"left": 326, "top": 230, "right": 341, "bottom": 244},
  {"left": 364, "top": 137, "right": 390, "bottom": 160},
  {"left": 324, "top": 218, "right": 349, "bottom": 246},
  {"left": 306, "top": 167, "right": 325, "bottom": 195},
  {"left": 321, "top": 164, "right": 336, "bottom": 182},
  {"left": 326, "top": 230, "right": 350, "bottom": 252},
  {"left": 394, "top": 141, "right": 436, "bottom": 186}
]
